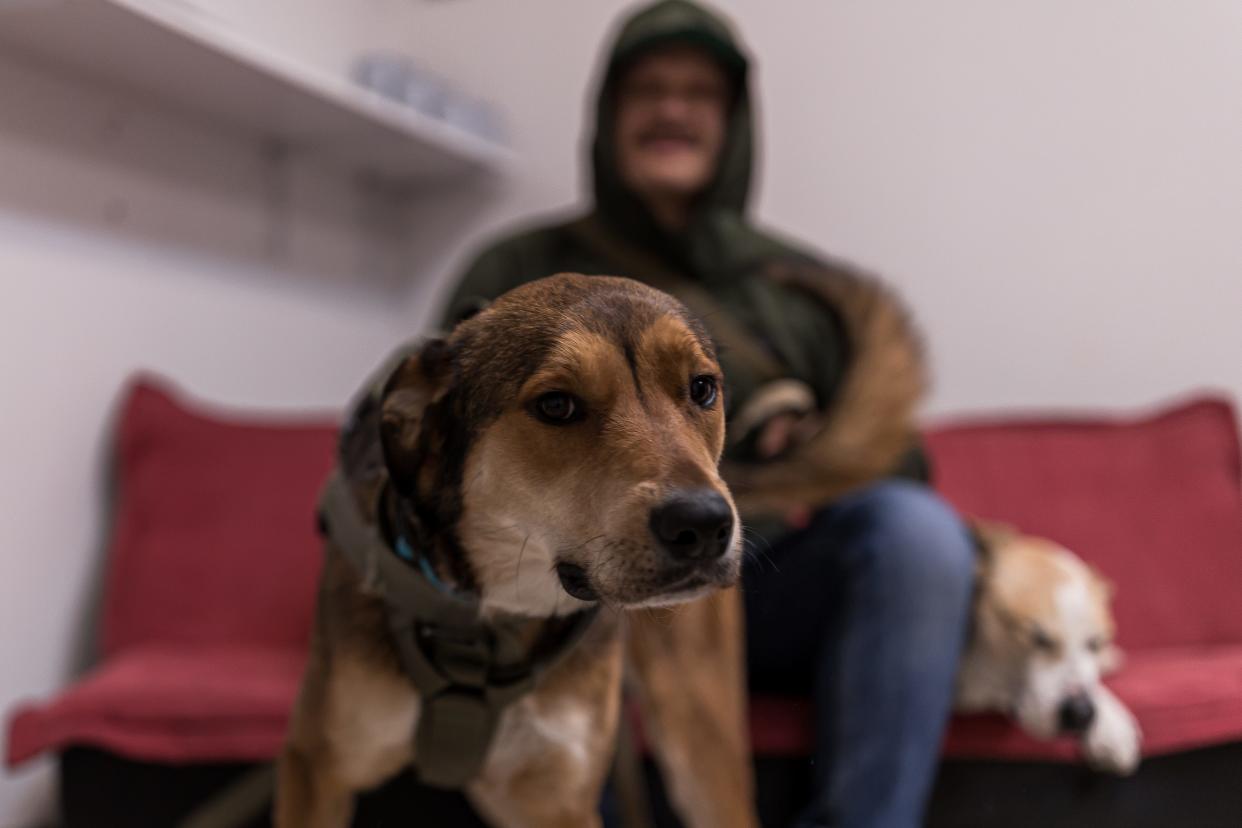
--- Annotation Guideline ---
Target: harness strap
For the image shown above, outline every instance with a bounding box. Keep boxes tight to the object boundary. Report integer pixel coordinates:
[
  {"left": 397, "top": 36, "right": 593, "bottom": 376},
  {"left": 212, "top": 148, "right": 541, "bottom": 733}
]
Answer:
[{"left": 317, "top": 471, "right": 599, "bottom": 788}]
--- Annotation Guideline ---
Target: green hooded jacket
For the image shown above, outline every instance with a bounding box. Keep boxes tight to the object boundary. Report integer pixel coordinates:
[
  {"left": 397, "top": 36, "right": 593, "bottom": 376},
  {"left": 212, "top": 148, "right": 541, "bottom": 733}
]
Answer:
[{"left": 442, "top": 0, "right": 847, "bottom": 443}]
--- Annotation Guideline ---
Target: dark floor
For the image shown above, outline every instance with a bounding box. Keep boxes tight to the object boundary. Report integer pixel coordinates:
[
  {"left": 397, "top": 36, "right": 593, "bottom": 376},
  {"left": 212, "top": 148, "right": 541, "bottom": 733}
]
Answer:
[{"left": 61, "top": 742, "right": 1242, "bottom": 828}]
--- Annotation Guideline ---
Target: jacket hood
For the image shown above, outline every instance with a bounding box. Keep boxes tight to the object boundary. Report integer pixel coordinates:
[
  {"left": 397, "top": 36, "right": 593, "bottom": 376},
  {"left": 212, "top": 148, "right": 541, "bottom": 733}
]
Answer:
[{"left": 589, "top": 0, "right": 754, "bottom": 257}]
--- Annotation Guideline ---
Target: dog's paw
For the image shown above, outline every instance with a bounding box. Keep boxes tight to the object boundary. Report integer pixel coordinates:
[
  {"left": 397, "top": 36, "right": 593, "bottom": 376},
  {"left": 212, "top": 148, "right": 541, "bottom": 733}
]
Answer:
[{"left": 1083, "top": 695, "right": 1142, "bottom": 775}]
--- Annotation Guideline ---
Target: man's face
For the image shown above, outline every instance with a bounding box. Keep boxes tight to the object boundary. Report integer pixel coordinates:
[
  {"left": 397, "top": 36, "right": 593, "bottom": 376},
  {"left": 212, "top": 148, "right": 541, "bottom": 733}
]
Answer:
[{"left": 614, "top": 45, "right": 730, "bottom": 204}]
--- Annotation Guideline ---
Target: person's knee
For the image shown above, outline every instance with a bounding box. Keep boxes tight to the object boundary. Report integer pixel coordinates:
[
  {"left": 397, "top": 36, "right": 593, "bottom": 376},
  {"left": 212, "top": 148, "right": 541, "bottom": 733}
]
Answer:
[{"left": 837, "top": 481, "right": 975, "bottom": 599}]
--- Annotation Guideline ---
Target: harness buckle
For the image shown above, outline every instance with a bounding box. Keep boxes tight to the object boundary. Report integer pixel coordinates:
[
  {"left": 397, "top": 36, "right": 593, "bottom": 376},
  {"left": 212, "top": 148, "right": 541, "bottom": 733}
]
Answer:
[{"left": 415, "top": 624, "right": 493, "bottom": 688}]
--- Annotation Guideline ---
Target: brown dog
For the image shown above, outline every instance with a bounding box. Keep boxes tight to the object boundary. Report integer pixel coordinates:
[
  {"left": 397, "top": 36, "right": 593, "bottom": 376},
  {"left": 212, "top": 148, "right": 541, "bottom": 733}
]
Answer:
[{"left": 276, "top": 274, "right": 754, "bottom": 828}]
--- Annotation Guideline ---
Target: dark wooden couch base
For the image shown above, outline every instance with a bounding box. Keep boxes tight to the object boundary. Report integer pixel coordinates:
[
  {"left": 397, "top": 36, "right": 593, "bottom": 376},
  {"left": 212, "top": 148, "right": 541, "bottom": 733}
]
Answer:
[{"left": 60, "top": 743, "right": 1242, "bottom": 827}]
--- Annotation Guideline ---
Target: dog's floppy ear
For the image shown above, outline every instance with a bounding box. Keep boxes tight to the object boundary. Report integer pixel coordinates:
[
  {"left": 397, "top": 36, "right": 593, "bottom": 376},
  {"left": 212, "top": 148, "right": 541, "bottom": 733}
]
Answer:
[
  {"left": 968, "top": 517, "right": 1018, "bottom": 577},
  {"left": 1085, "top": 565, "right": 1124, "bottom": 673},
  {"left": 1099, "top": 643, "right": 1125, "bottom": 675},
  {"left": 1088, "top": 565, "right": 1116, "bottom": 604},
  {"left": 1088, "top": 565, "right": 1125, "bottom": 668},
  {"left": 969, "top": 518, "right": 1018, "bottom": 549},
  {"left": 380, "top": 338, "right": 454, "bottom": 495}
]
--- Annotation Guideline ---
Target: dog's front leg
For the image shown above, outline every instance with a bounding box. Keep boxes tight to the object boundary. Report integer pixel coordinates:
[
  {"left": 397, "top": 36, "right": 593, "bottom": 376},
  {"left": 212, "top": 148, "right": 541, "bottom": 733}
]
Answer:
[
  {"left": 471, "top": 638, "right": 623, "bottom": 828},
  {"left": 626, "top": 587, "right": 758, "bottom": 828},
  {"left": 469, "top": 734, "right": 612, "bottom": 828},
  {"left": 471, "top": 788, "right": 604, "bottom": 828},
  {"left": 274, "top": 743, "right": 355, "bottom": 828},
  {"left": 277, "top": 667, "right": 356, "bottom": 828},
  {"left": 1082, "top": 685, "right": 1142, "bottom": 775}
]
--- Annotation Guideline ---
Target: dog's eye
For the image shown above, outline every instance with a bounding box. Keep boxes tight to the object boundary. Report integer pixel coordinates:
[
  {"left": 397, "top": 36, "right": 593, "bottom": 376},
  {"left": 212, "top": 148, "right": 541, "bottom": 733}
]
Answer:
[
  {"left": 690, "top": 375, "right": 718, "bottom": 408},
  {"left": 1031, "top": 628, "right": 1057, "bottom": 652},
  {"left": 533, "top": 391, "right": 582, "bottom": 425},
  {"left": 1086, "top": 636, "right": 1107, "bottom": 653}
]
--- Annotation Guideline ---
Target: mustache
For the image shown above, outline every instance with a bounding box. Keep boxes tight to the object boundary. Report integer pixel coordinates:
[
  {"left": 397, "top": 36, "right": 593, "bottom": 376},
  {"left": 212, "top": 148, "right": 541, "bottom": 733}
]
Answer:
[{"left": 637, "top": 123, "right": 701, "bottom": 144}]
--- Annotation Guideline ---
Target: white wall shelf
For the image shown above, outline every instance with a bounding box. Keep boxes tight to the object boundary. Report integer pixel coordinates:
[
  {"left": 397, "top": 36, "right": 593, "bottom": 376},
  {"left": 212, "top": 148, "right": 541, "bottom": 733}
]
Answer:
[{"left": 0, "top": 0, "right": 515, "bottom": 183}]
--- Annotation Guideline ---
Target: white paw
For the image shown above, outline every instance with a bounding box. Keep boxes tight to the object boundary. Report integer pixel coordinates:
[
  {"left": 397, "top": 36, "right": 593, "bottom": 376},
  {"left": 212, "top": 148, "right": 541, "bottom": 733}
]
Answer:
[{"left": 1083, "top": 698, "right": 1142, "bottom": 775}]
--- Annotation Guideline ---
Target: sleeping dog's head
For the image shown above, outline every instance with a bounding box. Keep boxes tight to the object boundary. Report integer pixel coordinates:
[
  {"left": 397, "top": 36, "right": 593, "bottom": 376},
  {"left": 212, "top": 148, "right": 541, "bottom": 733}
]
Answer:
[
  {"left": 379, "top": 273, "right": 741, "bottom": 616},
  {"left": 970, "top": 522, "right": 1122, "bottom": 739}
]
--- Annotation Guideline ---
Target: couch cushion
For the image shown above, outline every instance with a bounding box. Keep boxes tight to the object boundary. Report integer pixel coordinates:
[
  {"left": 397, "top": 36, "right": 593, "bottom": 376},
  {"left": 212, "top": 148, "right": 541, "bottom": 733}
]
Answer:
[
  {"left": 749, "top": 644, "right": 1242, "bottom": 760},
  {"left": 19, "top": 644, "right": 1239, "bottom": 768},
  {"left": 6, "top": 646, "right": 304, "bottom": 767},
  {"left": 925, "top": 396, "right": 1242, "bottom": 650},
  {"left": 100, "top": 379, "right": 338, "bottom": 657}
]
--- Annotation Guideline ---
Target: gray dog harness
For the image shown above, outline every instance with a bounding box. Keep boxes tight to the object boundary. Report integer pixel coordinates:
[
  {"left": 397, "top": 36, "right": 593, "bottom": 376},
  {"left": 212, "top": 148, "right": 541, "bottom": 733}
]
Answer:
[{"left": 316, "top": 371, "right": 600, "bottom": 787}]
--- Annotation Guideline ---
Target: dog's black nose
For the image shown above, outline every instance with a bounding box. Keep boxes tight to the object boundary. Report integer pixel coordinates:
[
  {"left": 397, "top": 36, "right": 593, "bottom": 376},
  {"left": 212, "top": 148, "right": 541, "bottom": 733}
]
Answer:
[
  {"left": 1058, "top": 693, "right": 1096, "bottom": 734},
  {"left": 650, "top": 490, "right": 734, "bottom": 561}
]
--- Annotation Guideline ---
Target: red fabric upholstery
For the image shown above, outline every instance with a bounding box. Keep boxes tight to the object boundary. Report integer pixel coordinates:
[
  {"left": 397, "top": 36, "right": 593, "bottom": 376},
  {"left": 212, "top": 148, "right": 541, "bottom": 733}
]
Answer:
[
  {"left": 100, "top": 379, "right": 337, "bottom": 656},
  {"left": 750, "top": 645, "right": 1242, "bottom": 760},
  {"left": 925, "top": 396, "right": 1242, "bottom": 651},
  {"left": 7, "top": 647, "right": 304, "bottom": 766},
  {"left": 8, "top": 386, "right": 1242, "bottom": 769},
  {"left": 748, "top": 395, "right": 1242, "bottom": 761},
  {"left": 6, "top": 378, "right": 336, "bottom": 768}
]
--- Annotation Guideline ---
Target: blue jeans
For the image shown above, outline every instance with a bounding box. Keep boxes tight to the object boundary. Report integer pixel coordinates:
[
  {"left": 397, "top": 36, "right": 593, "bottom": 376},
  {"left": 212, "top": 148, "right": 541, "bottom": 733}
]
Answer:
[{"left": 744, "top": 481, "right": 975, "bottom": 828}]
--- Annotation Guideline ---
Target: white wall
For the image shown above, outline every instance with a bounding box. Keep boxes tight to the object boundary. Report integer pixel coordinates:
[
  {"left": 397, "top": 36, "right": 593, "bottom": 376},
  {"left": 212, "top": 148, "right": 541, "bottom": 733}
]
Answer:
[
  {"left": 747, "top": 0, "right": 1242, "bottom": 416},
  {"left": 0, "top": 27, "right": 457, "bottom": 825},
  {"left": 4, "top": 0, "right": 1242, "bottom": 823},
  {"left": 199, "top": 0, "right": 1242, "bottom": 415}
]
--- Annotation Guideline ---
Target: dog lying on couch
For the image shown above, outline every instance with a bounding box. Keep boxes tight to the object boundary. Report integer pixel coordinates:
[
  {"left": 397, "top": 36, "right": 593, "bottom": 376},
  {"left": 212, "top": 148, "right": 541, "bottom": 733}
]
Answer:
[{"left": 957, "top": 522, "right": 1143, "bottom": 775}]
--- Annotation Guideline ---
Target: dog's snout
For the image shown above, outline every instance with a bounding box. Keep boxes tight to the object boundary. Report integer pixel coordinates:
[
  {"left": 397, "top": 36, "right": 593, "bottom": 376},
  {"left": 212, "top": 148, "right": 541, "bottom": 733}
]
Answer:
[
  {"left": 1057, "top": 693, "right": 1096, "bottom": 734},
  {"left": 650, "top": 490, "right": 734, "bottom": 561}
]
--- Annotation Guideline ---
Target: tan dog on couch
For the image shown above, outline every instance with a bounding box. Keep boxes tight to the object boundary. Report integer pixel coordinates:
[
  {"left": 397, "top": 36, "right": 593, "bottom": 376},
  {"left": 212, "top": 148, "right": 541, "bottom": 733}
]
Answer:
[
  {"left": 275, "top": 274, "right": 752, "bottom": 828},
  {"left": 957, "top": 522, "right": 1142, "bottom": 774}
]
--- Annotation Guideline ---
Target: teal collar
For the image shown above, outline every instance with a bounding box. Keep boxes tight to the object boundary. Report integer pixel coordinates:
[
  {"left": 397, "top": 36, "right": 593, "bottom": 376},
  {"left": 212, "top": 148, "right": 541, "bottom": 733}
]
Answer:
[{"left": 394, "top": 533, "right": 453, "bottom": 593}]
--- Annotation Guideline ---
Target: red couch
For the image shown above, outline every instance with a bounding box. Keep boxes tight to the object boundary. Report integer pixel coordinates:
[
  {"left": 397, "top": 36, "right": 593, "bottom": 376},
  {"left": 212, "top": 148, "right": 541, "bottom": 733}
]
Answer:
[
  {"left": 7, "top": 379, "right": 337, "bottom": 769},
  {"left": 8, "top": 379, "right": 1242, "bottom": 825},
  {"left": 750, "top": 396, "right": 1242, "bottom": 764}
]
